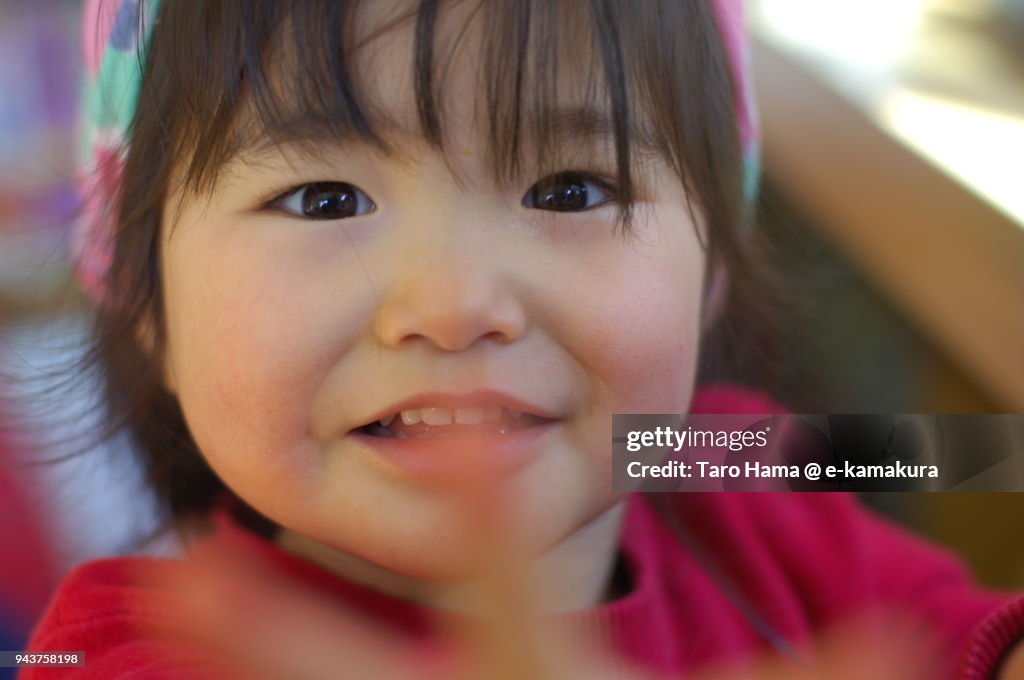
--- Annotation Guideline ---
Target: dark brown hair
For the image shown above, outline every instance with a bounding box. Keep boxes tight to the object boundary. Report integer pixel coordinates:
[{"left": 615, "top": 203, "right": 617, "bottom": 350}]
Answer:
[{"left": 32, "top": 0, "right": 779, "bottom": 540}]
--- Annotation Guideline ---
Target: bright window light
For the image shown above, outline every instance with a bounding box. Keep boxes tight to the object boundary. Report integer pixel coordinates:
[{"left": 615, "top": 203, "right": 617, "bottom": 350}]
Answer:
[{"left": 880, "top": 89, "right": 1024, "bottom": 225}]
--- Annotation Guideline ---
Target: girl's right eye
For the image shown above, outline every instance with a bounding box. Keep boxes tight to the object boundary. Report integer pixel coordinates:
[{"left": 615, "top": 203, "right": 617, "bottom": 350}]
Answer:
[{"left": 271, "top": 182, "right": 376, "bottom": 220}]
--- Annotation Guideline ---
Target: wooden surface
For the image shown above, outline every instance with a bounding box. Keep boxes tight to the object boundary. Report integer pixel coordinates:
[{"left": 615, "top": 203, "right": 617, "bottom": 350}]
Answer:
[{"left": 752, "top": 36, "right": 1024, "bottom": 412}]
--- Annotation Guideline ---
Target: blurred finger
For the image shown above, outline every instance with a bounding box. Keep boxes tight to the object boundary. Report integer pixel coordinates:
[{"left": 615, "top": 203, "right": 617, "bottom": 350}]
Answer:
[
  {"left": 133, "top": 541, "right": 453, "bottom": 680},
  {"left": 692, "top": 610, "right": 937, "bottom": 680}
]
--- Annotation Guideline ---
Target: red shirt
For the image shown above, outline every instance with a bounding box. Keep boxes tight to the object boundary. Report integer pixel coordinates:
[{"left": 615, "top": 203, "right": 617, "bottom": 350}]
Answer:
[{"left": 19, "top": 386, "right": 1024, "bottom": 679}]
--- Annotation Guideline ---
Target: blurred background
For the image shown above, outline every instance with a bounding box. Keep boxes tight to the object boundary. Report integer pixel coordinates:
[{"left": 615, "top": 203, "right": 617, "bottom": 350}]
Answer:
[
  {"left": 744, "top": 0, "right": 1024, "bottom": 610},
  {"left": 0, "top": 0, "right": 1022, "bottom": 672}
]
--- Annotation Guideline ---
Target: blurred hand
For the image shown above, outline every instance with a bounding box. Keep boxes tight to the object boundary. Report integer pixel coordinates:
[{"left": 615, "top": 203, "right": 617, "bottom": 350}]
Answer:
[
  {"left": 134, "top": 437, "right": 937, "bottom": 680},
  {"left": 135, "top": 538, "right": 943, "bottom": 680}
]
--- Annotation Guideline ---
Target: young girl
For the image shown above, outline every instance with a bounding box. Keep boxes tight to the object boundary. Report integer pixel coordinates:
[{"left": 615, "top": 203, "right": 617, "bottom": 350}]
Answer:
[{"left": 18, "top": 0, "right": 1024, "bottom": 678}]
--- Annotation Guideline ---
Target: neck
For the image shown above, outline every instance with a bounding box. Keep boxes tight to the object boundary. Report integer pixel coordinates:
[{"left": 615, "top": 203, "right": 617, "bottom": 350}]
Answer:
[{"left": 275, "top": 501, "right": 628, "bottom": 615}]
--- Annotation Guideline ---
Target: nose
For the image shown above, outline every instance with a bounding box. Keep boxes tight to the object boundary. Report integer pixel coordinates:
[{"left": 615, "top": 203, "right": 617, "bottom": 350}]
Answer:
[{"left": 375, "top": 248, "right": 528, "bottom": 352}]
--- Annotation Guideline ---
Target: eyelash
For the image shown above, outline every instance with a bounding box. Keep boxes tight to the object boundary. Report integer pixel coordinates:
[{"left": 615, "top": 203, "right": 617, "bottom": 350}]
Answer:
[
  {"left": 260, "top": 171, "right": 621, "bottom": 221},
  {"left": 262, "top": 182, "right": 377, "bottom": 221},
  {"left": 521, "top": 171, "right": 619, "bottom": 212}
]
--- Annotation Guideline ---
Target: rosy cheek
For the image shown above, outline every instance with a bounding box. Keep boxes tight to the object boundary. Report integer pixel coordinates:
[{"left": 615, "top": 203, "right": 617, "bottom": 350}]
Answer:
[
  {"left": 601, "top": 286, "right": 701, "bottom": 411},
  {"left": 168, "top": 266, "right": 315, "bottom": 472},
  {"left": 562, "top": 230, "right": 704, "bottom": 415}
]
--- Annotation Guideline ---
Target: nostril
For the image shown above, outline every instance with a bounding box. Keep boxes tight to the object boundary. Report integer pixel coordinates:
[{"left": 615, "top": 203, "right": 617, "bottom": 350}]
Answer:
[{"left": 482, "top": 329, "right": 515, "bottom": 346}]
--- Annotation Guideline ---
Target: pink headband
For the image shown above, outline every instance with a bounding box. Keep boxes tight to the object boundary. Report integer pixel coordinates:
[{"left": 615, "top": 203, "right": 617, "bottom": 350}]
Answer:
[{"left": 74, "top": 0, "right": 759, "bottom": 306}]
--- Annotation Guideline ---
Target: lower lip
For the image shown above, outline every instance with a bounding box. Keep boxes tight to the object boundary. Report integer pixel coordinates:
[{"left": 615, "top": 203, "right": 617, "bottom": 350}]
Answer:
[{"left": 348, "top": 421, "right": 558, "bottom": 482}]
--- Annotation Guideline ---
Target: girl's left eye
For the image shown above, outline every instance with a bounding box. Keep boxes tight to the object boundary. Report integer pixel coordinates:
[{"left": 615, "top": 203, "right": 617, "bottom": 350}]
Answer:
[
  {"left": 271, "top": 182, "right": 376, "bottom": 220},
  {"left": 522, "top": 172, "right": 616, "bottom": 212}
]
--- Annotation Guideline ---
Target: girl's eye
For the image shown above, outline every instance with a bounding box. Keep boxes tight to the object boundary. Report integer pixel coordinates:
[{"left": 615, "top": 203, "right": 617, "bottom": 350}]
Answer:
[
  {"left": 273, "top": 182, "right": 376, "bottom": 220},
  {"left": 522, "top": 172, "right": 616, "bottom": 212}
]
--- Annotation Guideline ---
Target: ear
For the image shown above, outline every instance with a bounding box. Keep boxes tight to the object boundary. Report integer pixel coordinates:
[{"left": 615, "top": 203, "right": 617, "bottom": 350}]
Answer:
[
  {"left": 135, "top": 314, "right": 179, "bottom": 396},
  {"left": 701, "top": 258, "right": 729, "bottom": 332}
]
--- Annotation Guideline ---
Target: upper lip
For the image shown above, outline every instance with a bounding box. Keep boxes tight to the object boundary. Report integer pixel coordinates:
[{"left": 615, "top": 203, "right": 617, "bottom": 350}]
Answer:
[{"left": 353, "top": 389, "right": 561, "bottom": 429}]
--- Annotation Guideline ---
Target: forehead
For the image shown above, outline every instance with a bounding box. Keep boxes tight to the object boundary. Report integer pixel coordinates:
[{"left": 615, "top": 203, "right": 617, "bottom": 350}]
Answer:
[
  {"left": 224, "top": 0, "right": 653, "bottom": 177},
  {"left": 344, "top": 0, "right": 607, "bottom": 125},
  {"left": 346, "top": 0, "right": 482, "bottom": 133}
]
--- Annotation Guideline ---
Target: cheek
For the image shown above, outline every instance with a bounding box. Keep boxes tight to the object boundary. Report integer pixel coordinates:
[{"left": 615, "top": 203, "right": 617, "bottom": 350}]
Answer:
[
  {"left": 560, "top": 219, "right": 706, "bottom": 415},
  {"left": 161, "top": 225, "right": 369, "bottom": 505},
  {"left": 538, "top": 209, "right": 705, "bottom": 502},
  {"left": 599, "top": 265, "right": 703, "bottom": 409}
]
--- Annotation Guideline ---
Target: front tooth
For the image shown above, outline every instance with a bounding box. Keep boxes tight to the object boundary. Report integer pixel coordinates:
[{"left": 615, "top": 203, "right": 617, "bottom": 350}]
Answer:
[
  {"left": 483, "top": 406, "right": 503, "bottom": 422},
  {"left": 400, "top": 409, "right": 422, "bottom": 425},
  {"left": 455, "top": 407, "right": 485, "bottom": 425},
  {"left": 421, "top": 408, "right": 453, "bottom": 426},
  {"left": 510, "top": 410, "right": 524, "bottom": 419},
  {"left": 379, "top": 415, "right": 395, "bottom": 427}
]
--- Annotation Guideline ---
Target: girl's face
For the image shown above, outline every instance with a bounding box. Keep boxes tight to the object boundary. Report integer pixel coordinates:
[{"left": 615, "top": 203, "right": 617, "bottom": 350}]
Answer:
[{"left": 159, "top": 2, "right": 707, "bottom": 580}]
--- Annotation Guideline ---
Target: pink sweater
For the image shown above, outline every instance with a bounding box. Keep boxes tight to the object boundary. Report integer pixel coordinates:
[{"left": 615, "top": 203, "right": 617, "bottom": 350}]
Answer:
[{"left": 20, "top": 386, "right": 1024, "bottom": 679}]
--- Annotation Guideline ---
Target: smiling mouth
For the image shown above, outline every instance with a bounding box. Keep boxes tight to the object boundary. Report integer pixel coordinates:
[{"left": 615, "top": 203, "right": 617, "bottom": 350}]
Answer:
[{"left": 356, "top": 406, "right": 552, "bottom": 439}]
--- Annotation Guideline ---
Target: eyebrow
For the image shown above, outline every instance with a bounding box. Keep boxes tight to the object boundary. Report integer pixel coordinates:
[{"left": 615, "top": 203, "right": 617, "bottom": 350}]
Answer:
[
  {"left": 229, "top": 103, "right": 663, "bottom": 168},
  {"left": 538, "top": 106, "right": 661, "bottom": 153}
]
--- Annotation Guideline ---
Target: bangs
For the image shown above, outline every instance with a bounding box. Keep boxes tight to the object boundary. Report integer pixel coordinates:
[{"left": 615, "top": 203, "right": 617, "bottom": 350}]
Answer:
[{"left": 141, "top": 0, "right": 739, "bottom": 234}]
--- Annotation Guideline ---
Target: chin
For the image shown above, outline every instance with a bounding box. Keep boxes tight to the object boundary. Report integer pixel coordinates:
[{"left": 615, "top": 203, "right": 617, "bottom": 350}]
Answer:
[{"left": 336, "top": 507, "right": 580, "bottom": 585}]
